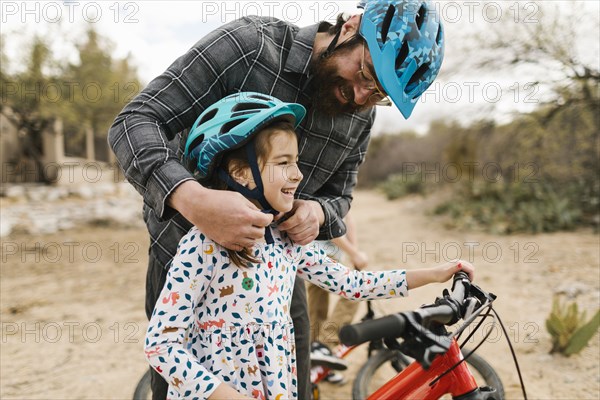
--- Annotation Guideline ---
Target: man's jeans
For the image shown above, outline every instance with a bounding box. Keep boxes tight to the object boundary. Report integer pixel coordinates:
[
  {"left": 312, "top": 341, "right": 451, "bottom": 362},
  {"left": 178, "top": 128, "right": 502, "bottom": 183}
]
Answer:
[{"left": 144, "top": 252, "right": 311, "bottom": 400}]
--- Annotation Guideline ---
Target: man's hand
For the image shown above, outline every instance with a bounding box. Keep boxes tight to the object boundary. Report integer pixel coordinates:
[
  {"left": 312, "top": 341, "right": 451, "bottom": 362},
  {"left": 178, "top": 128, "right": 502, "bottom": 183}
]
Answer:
[
  {"left": 277, "top": 199, "right": 324, "bottom": 245},
  {"left": 168, "top": 181, "right": 273, "bottom": 251},
  {"left": 350, "top": 250, "right": 369, "bottom": 270}
]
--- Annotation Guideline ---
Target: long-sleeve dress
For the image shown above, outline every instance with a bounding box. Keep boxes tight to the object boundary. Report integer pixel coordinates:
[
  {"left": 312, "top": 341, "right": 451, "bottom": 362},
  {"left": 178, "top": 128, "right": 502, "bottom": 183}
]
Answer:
[{"left": 145, "top": 227, "right": 408, "bottom": 399}]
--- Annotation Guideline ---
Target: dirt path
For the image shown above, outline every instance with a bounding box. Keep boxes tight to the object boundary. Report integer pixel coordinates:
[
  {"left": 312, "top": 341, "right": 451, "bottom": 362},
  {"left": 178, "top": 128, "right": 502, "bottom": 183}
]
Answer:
[{"left": 1, "top": 190, "right": 598, "bottom": 399}]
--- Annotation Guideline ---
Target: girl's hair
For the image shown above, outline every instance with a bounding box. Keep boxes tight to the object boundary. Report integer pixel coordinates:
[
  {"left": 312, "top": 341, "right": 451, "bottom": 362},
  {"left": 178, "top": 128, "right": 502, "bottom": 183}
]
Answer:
[{"left": 207, "top": 119, "right": 297, "bottom": 268}]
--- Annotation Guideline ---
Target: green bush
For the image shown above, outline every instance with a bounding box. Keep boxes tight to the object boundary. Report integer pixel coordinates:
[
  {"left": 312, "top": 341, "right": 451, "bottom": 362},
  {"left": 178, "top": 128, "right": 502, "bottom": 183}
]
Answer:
[
  {"left": 379, "top": 172, "right": 427, "bottom": 200},
  {"left": 361, "top": 84, "right": 598, "bottom": 233},
  {"left": 546, "top": 296, "right": 600, "bottom": 356},
  {"left": 433, "top": 180, "right": 592, "bottom": 234}
]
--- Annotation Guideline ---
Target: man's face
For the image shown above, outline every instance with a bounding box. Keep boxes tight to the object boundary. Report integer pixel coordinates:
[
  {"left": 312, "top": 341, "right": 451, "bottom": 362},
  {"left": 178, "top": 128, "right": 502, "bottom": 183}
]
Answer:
[{"left": 310, "top": 40, "right": 384, "bottom": 116}]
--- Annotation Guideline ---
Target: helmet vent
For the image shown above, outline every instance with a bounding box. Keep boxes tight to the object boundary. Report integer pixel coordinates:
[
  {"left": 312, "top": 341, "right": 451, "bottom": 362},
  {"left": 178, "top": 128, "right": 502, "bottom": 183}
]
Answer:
[
  {"left": 435, "top": 24, "right": 443, "bottom": 45},
  {"left": 408, "top": 62, "right": 429, "bottom": 91},
  {"left": 187, "top": 134, "right": 205, "bottom": 155},
  {"left": 198, "top": 108, "right": 218, "bottom": 126},
  {"left": 380, "top": 4, "right": 396, "bottom": 44},
  {"left": 232, "top": 102, "right": 269, "bottom": 112},
  {"left": 231, "top": 109, "right": 262, "bottom": 118},
  {"left": 396, "top": 41, "right": 409, "bottom": 70},
  {"left": 248, "top": 94, "right": 272, "bottom": 102},
  {"left": 416, "top": 4, "right": 427, "bottom": 31},
  {"left": 220, "top": 119, "right": 245, "bottom": 134}
]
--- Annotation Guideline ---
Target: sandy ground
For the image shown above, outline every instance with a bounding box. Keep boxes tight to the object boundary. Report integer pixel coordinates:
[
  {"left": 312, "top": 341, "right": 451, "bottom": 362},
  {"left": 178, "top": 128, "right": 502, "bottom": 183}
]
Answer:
[{"left": 1, "top": 190, "right": 599, "bottom": 399}]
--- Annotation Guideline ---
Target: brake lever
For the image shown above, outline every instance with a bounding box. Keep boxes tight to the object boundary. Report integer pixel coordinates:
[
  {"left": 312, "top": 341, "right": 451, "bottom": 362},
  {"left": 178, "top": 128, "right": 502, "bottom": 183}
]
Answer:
[
  {"left": 463, "top": 297, "right": 479, "bottom": 321},
  {"left": 469, "top": 282, "right": 497, "bottom": 304}
]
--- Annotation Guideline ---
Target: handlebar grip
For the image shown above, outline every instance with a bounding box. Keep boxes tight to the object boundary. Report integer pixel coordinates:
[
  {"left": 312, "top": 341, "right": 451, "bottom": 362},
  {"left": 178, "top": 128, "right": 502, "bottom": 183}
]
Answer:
[
  {"left": 453, "top": 271, "right": 469, "bottom": 284},
  {"left": 339, "top": 314, "right": 406, "bottom": 346},
  {"left": 451, "top": 271, "right": 470, "bottom": 303}
]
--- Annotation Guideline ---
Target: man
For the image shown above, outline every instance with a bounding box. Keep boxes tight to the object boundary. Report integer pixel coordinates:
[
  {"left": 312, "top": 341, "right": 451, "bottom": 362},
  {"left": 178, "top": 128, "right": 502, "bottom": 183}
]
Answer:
[{"left": 108, "top": 1, "right": 443, "bottom": 398}]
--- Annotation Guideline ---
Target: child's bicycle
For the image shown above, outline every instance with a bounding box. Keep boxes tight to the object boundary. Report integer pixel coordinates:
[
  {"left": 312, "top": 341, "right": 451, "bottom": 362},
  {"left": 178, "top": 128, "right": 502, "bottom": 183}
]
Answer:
[
  {"left": 133, "top": 272, "right": 516, "bottom": 399},
  {"left": 336, "top": 272, "right": 527, "bottom": 400},
  {"left": 309, "top": 300, "right": 503, "bottom": 400}
]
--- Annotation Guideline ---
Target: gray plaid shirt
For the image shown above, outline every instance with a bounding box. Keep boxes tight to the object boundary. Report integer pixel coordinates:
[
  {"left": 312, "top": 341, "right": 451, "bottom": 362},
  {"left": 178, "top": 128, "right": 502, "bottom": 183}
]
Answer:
[{"left": 108, "top": 16, "right": 376, "bottom": 267}]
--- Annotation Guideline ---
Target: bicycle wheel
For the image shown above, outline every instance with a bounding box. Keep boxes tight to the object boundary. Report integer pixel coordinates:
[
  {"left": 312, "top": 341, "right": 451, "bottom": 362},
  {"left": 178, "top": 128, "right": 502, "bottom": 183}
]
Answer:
[
  {"left": 132, "top": 370, "right": 152, "bottom": 400},
  {"left": 352, "top": 349, "right": 504, "bottom": 400}
]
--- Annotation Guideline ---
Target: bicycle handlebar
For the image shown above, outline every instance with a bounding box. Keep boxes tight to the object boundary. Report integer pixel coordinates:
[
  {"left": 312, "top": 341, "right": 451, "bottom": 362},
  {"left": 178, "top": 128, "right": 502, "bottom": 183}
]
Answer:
[
  {"left": 339, "top": 313, "right": 407, "bottom": 346},
  {"left": 339, "top": 272, "right": 472, "bottom": 347}
]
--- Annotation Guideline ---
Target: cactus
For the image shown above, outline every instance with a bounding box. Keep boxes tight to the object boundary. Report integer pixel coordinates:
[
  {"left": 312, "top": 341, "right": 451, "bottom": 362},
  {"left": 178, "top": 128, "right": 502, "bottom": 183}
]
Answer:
[{"left": 545, "top": 296, "right": 600, "bottom": 356}]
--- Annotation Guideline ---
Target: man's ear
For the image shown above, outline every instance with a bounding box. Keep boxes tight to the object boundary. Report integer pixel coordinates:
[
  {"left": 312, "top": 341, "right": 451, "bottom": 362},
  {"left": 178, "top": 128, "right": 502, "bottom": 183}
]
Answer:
[{"left": 341, "top": 14, "right": 361, "bottom": 37}]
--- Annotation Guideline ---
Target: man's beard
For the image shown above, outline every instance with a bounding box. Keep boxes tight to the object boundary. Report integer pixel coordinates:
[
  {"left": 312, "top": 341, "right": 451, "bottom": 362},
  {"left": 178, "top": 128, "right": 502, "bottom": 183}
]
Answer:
[{"left": 309, "top": 49, "right": 372, "bottom": 117}]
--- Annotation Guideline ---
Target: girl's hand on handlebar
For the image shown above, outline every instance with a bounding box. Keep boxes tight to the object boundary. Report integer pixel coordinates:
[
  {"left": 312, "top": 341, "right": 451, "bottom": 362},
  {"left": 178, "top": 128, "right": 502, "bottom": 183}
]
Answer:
[
  {"left": 435, "top": 260, "right": 475, "bottom": 283},
  {"left": 406, "top": 260, "right": 474, "bottom": 290}
]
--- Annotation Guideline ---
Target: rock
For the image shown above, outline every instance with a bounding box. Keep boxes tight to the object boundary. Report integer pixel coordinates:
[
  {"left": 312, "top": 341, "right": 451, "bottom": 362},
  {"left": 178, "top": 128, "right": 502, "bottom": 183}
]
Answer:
[
  {"left": 0, "top": 183, "right": 144, "bottom": 237},
  {"left": 26, "top": 186, "right": 49, "bottom": 202},
  {"left": 554, "top": 282, "right": 593, "bottom": 298},
  {"left": 72, "top": 185, "right": 95, "bottom": 199},
  {"left": 30, "top": 213, "right": 60, "bottom": 235},
  {"left": 0, "top": 216, "right": 13, "bottom": 237},
  {"left": 4, "top": 185, "right": 26, "bottom": 199}
]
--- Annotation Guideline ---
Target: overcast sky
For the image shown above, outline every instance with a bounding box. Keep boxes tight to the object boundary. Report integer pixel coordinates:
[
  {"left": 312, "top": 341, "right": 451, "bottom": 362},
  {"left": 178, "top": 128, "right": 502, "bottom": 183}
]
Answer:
[{"left": 2, "top": 1, "right": 599, "bottom": 135}]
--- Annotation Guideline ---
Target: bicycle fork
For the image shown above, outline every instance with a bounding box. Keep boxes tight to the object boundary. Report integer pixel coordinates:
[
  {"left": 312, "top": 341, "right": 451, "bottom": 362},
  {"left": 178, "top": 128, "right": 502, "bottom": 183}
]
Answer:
[{"left": 366, "top": 340, "right": 499, "bottom": 400}]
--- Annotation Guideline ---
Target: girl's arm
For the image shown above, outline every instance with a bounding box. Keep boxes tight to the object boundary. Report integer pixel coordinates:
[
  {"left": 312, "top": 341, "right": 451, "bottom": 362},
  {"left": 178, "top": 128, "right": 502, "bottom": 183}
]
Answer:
[
  {"left": 406, "top": 260, "right": 475, "bottom": 290},
  {"left": 296, "top": 243, "right": 408, "bottom": 300},
  {"left": 145, "top": 229, "right": 249, "bottom": 399},
  {"left": 297, "top": 243, "right": 475, "bottom": 300}
]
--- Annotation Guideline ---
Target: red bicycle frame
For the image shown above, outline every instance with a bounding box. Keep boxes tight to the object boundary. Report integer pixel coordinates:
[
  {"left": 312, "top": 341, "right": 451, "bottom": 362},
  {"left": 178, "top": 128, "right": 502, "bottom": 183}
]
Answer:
[{"left": 366, "top": 339, "right": 478, "bottom": 400}]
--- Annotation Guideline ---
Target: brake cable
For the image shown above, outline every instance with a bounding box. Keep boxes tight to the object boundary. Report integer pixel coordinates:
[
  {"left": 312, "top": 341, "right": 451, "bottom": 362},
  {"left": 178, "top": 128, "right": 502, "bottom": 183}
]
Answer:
[
  {"left": 427, "top": 302, "right": 528, "bottom": 400},
  {"left": 492, "top": 307, "right": 528, "bottom": 400}
]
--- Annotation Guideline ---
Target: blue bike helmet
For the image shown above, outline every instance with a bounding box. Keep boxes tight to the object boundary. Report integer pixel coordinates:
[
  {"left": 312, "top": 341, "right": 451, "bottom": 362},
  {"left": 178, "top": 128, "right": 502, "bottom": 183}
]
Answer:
[
  {"left": 184, "top": 92, "right": 306, "bottom": 214},
  {"left": 358, "top": 0, "right": 444, "bottom": 118}
]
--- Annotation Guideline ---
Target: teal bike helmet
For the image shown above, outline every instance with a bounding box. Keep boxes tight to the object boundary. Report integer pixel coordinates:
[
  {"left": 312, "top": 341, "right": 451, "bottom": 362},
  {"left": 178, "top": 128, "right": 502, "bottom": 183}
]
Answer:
[
  {"left": 358, "top": 0, "right": 444, "bottom": 118},
  {"left": 184, "top": 92, "right": 306, "bottom": 217}
]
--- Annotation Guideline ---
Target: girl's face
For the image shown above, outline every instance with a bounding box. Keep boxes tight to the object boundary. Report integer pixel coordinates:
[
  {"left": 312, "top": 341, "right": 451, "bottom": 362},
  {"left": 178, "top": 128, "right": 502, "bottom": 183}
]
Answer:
[{"left": 246, "top": 129, "right": 303, "bottom": 213}]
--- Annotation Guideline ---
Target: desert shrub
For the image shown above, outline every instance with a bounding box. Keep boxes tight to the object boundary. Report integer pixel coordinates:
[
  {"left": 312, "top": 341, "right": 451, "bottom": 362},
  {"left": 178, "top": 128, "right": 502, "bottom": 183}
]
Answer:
[
  {"left": 434, "top": 180, "right": 588, "bottom": 234},
  {"left": 360, "top": 88, "right": 598, "bottom": 233},
  {"left": 379, "top": 172, "right": 427, "bottom": 200},
  {"left": 546, "top": 296, "right": 600, "bottom": 356}
]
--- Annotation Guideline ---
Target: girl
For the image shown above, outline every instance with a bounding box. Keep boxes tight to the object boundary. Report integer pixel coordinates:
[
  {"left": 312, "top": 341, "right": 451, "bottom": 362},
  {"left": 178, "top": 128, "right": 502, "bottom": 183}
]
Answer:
[{"left": 144, "top": 92, "right": 474, "bottom": 400}]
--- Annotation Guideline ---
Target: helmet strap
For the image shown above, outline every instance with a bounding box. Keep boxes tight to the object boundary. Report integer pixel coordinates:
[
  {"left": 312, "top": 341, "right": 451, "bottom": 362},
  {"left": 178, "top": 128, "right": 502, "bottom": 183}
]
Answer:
[
  {"left": 320, "top": 29, "right": 342, "bottom": 60},
  {"left": 320, "top": 15, "right": 364, "bottom": 60},
  {"left": 217, "top": 140, "right": 277, "bottom": 244}
]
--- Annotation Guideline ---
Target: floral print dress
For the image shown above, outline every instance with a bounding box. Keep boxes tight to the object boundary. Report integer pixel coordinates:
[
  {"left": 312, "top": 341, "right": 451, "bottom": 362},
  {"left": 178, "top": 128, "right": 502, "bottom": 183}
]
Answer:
[{"left": 145, "top": 227, "right": 408, "bottom": 399}]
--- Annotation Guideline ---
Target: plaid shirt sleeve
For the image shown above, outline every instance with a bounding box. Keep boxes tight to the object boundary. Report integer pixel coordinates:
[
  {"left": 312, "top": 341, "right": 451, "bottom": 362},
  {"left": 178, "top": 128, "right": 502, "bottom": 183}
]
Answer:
[{"left": 107, "top": 18, "right": 261, "bottom": 220}]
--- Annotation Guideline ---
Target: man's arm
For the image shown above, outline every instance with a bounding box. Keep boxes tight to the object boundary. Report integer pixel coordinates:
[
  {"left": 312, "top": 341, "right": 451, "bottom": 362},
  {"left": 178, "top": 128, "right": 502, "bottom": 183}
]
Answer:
[
  {"left": 108, "top": 18, "right": 257, "bottom": 218},
  {"left": 108, "top": 18, "right": 272, "bottom": 249},
  {"left": 291, "top": 109, "right": 375, "bottom": 241},
  {"left": 330, "top": 212, "right": 369, "bottom": 270},
  {"left": 168, "top": 181, "right": 271, "bottom": 250}
]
